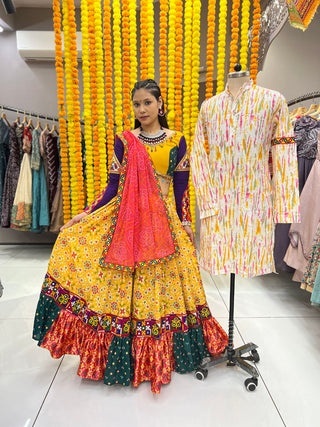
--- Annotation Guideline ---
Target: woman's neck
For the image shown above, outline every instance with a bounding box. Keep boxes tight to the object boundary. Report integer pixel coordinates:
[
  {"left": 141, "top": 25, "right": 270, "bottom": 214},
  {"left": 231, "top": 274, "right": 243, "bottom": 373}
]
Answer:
[{"left": 140, "top": 122, "right": 162, "bottom": 134}]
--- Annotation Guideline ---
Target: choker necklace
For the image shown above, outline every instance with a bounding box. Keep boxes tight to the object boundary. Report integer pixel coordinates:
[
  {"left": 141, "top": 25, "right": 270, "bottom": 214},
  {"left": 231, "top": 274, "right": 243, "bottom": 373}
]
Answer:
[{"left": 138, "top": 126, "right": 167, "bottom": 145}]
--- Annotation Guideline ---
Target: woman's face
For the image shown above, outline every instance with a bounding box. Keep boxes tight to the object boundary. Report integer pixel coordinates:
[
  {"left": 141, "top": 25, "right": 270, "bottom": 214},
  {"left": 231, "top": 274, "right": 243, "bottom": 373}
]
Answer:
[{"left": 132, "top": 88, "right": 162, "bottom": 128}]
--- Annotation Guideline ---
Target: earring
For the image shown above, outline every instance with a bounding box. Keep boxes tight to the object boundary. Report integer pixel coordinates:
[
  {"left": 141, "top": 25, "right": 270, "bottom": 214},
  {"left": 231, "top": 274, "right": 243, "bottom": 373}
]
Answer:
[{"left": 158, "top": 106, "right": 164, "bottom": 116}]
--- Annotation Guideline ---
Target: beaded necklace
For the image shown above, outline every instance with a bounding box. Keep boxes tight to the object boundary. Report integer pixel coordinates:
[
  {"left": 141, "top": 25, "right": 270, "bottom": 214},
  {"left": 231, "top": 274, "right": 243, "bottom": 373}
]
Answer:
[{"left": 138, "top": 126, "right": 167, "bottom": 146}]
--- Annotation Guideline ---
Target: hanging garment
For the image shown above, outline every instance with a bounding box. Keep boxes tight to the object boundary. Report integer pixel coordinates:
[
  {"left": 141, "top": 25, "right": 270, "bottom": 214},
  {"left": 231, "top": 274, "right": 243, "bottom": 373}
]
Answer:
[
  {"left": 191, "top": 80, "right": 300, "bottom": 277},
  {"left": 10, "top": 127, "right": 33, "bottom": 231},
  {"left": 31, "top": 128, "right": 50, "bottom": 233},
  {"left": 33, "top": 130, "right": 228, "bottom": 394},
  {"left": 0, "top": 118, "right": 10, "bottom": 218},
  {"left": 301, "top": 222, "right": 320, "bottom": 293},
  {"left": 45, "top": 133, "right": 59, "bottom": 209},
  {"left": 284, "top": 133, "right": 320, "bottom": 282},
  {"left": 49, "top": 178, "right": 64, "bottom": 233},
  {"left": 274, "top": 115, "right": 320, "bottom": 272},
  {"left": 1, "top": 123, "right": 22, "bottom": 227}
]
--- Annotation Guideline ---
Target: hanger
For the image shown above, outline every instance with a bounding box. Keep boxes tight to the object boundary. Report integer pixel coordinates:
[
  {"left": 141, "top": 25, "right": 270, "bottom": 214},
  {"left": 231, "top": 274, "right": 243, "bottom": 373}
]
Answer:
[
  {"left": 304, "top": 103, "right": 319, "bottom": 116},
  {"left": 1, "top": 107, "right": 10, "bottom": 126},
  {"left": 44, "top": 116, "right": 50, "bottom": 132},
  {"left": 15, "top": 110, "right": 20, "bottom": 124},
  {"left": 21, "top": 110, "right": 28, "bottom": 125},
  {"left": 35, "top": 115, "right": 43, "bottom": 130},
  {"left": 27, "top": 113, "right": 34, "bottom": 129},
  {"left": 49, "top": 118, "right": 59, "bottom": 135},
  {"left": 293, "top": 106, "right": 307, "bottom": 119}
]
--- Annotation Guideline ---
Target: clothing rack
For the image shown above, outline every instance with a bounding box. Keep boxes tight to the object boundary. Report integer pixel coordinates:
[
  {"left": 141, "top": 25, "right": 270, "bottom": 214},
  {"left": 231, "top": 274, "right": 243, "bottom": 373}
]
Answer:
[
  {"left": 0, "top": 104, "right": 60, "bottom": 122},
  {"left": 288, "top": 91, "right": 320, "bottom": 107}
]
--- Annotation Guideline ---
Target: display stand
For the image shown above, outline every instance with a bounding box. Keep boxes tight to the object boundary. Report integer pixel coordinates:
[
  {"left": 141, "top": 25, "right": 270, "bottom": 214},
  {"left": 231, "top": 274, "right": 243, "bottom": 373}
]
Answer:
[{"left": 195, "top": 273, "right": 260, "bottom": 391}]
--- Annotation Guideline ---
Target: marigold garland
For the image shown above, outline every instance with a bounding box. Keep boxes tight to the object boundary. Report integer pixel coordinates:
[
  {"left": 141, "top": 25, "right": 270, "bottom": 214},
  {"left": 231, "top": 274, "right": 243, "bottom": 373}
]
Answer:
[
  {"left": 147, "top": 0, "right": 155, "bottom": 80},
  {"left": 88, "top": 0, "right": 100, "bottom": 195},
  {"left": 113, "top": 0, "right": 123, "bottom": 132},
  {"left": 122, "top": 0, "right": 131, "bottom": 129},
  {"left": 183, "top": 0, "right": 193, "bottom": 147},
  {"left": 216, "top": 0, "right": 228, "bottom": 94},
  {"left": 205, "top": 0, "right": 216, "bottom": 99},
  {"left": 167, "top": 0, "right": 176, "bottom": 129},
  {"left": 53, "top": 0, "right": 71, "bottom": 222},
  {"left": 129, "top": 0, "right": 137, "bottom": 128},
  {"left": 240, "top": 0, "right": 250, "bottom": 71},
  {"left": 81, "top": 0, "right": 94, "bottom": 204},
  {"left": 174, "top": 0, "right": 183, "bottom": 131},
  {"left": 159, "top": 0, "right": 168, "bottom": 108},
  {"left": 229, "top": 0, "right": 240, "bottom": 72},
  {"left": 93, "top": 0, "right": 107, "bottom": 189},
  {"left": 250, "top": 0, "right": 261, "bottom": 83},
  {"left": 140, "top": 0, "right": 148, "bottom": 80},
  {"left": 103, "top": 0, "right": 115, "bottom": 172}
]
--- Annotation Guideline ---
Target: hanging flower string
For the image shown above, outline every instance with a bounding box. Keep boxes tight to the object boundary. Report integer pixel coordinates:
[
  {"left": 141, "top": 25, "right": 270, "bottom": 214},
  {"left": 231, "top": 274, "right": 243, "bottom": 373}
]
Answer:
[
  {"left": 104, "top": 0, "right": 115, "bottom": 171},
  {"left": 113, "top": 0, "right": 123, "bottom": 132},
  {"left": 240, "top": 0, "right": 250, "bottom": 71},
  {"left": 229, "top": 0, "right": 240, "bottom": 72},
  {"left": 129, "top": 0, "right": 138, "bottom": 128},
  {"left": 250, "top": 0, "right": 261, "bottom": 83},
  {"left": 183, "top": 0, "right": 193, "bottom": 147},
  {"left": 93, "top": 0, "right": 107, "bottom": 189},
  {"left": 81, "top": 0, "right": 94, "bottom": 204},
  {"left": 53, "top": 0, "right": 71, "bottom": 222},
  {"left": 167, "top": 0, "right": 176, "bottom": 129},
  {"left": 174, "top": 0, "right": 183, "bottom": 131},
  {"left": 122, "top": 0, "right": 131, "bottom": 129},
  {"left": 216, "top": 0, "right": 228, "bottom": 94},
  {"left": 88, "top": 0, "right": 100, "bottom": 195},
  {"left": 159, "top": 0, "right": 168, "bottom": 108},
  {"left": 140, "top": 0, "right": 148, "bottom": 80},
  {"left": 147, "top": 0, "right": 155, "bottom": 80},
  {"left": 205, "top": 0, "right": 216, "bottom": 99}
]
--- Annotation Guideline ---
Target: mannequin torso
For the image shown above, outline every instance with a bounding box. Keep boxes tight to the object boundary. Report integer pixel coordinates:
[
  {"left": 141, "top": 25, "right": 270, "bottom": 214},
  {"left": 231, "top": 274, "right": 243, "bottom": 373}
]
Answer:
[{"left": 227, "top": 75, "right": 251, "bottom": 99}]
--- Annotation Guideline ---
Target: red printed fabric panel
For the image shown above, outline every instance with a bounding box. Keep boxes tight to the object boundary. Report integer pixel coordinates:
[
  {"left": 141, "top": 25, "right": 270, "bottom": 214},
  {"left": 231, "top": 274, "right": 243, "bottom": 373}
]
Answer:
[{"left": 182, "top": 184, "right": 192, "bottom": 223}]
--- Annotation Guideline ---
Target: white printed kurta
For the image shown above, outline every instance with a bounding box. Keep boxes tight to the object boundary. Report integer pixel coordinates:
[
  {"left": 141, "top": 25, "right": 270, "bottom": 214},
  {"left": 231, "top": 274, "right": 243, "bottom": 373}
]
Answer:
[{"left": 191, "top": 81, "right": 300, "bottom": 277}]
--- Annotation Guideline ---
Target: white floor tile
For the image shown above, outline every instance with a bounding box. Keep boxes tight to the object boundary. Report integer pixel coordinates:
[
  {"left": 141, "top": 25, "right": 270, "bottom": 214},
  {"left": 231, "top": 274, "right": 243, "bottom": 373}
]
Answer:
[
  {"left": 0, "top": 318, "right": 61, "bottom": 427},
  {"left": 237, "top": 317, "right": 320, "bottom": 427}
]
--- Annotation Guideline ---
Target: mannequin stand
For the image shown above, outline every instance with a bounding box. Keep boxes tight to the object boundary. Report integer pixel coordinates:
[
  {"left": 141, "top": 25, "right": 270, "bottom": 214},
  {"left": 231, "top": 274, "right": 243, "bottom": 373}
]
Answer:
[{"left": 195, "top": 273, "right": 260, "bottom": 391}]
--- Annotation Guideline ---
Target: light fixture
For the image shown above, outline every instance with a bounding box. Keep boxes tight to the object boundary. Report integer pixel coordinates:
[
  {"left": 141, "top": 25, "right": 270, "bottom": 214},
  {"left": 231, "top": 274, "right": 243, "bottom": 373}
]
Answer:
[
  {"left": 0, "top": 26, "right": 4, "bottom": 33},
  {"left": 1, "top": 0, "right": 16, "bottom": 14}
]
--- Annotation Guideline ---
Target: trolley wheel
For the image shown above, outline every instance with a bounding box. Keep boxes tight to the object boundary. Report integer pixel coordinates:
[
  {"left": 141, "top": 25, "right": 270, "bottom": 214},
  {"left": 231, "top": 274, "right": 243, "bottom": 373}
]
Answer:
[
  {"left": 195, "top": 368, "right": 208, "bottom": 381},
  {"left": 251, "top": 349, "right": 260, "bottom": 363},
  {"left": 245, "top": 377, "right": 258, "bottom": 391}
]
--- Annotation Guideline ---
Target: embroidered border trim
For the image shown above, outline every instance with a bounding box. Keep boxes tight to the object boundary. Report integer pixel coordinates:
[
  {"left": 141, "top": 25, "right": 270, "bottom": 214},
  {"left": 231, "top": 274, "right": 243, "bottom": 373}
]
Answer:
[
  {"left": 271, "top": 137, "right": 295, "bottom": 146},
  {"left": 174, "top": 149, "right": 190, "bottom": 171},
  {"left": 99, "top": 132, "right": 180, "bottom": 272},
  {"left": 41, "top": 273, "right": 211, "bottom": 338}
]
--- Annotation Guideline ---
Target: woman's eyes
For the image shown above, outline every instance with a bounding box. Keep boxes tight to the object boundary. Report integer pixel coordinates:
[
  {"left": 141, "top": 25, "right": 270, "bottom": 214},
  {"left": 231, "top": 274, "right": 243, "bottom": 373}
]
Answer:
[{"left": 133, "top": 101, "right": 152, "bottom": 107}]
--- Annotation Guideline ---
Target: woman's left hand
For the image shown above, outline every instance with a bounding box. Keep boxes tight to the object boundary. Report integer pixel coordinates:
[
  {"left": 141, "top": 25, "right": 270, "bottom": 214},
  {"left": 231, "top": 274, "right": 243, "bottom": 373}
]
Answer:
[{"left": 183, "top": 225, "right": 197, "bottom": 249}]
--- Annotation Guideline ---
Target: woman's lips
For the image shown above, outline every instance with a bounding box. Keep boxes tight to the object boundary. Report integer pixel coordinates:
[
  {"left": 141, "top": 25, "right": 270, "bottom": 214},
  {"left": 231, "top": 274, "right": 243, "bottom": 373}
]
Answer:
[{"left": 139, "top": 116, "right": 148, "bottom": 120}]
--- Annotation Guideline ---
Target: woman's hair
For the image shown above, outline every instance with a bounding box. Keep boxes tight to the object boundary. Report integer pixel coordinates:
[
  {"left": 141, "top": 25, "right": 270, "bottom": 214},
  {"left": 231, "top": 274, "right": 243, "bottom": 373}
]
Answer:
[{"left": 131, "top": 79, "right": 168, "bottom": 129}]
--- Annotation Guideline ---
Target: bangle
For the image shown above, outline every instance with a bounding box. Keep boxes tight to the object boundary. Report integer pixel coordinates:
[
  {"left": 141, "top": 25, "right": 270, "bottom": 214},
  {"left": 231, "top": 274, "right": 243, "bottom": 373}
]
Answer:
[{"left": 182, "top": 221, "right": 192, "bottom": 227}]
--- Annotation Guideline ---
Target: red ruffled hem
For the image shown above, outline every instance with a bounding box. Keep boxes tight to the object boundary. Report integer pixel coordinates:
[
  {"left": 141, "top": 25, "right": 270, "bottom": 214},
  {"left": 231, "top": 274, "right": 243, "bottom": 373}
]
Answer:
[{"left": 40, "top": 310, "right": 227, "bottom": 393}]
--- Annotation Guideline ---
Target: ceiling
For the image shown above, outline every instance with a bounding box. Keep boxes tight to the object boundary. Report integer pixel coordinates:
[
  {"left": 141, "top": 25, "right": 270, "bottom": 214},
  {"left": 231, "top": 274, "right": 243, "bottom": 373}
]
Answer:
[{"left": 14, "top": 1, "right": 81, "bottom": 7}]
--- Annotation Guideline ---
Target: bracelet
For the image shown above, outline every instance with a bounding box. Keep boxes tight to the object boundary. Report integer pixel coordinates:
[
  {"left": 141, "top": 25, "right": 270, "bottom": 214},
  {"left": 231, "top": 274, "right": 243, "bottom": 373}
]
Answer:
[{"left": 182, "top": 221, "right": 192, "bottom": 227}]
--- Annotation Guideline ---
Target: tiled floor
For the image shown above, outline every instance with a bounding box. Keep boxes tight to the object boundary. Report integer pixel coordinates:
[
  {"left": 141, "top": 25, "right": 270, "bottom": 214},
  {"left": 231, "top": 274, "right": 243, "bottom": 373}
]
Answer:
[{"left": 1, "top": 245, "right": 320, "bottom": 427}]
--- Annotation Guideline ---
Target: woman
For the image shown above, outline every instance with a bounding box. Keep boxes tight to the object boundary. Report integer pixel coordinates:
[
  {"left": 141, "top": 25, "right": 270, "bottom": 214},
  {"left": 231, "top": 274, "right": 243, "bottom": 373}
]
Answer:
[{"left": 33, "top": 79, "right": 228, "bottom": 393}]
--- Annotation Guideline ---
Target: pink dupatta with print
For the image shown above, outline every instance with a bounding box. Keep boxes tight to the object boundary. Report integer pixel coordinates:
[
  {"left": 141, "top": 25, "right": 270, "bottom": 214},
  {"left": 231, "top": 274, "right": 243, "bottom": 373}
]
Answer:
[{"left": 99, "top": 131, "right": 177, "bottom": 272}]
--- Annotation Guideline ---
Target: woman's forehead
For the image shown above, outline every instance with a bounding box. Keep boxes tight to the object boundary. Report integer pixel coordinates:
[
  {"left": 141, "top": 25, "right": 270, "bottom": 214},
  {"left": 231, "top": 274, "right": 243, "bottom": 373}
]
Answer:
[{"left": 132, "top": 88, "right": 156, "bottom": 101}]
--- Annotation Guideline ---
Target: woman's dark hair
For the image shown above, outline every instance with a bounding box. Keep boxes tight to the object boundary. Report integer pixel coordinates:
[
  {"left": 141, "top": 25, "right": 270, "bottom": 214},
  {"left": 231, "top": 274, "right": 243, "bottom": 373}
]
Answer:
[{"left": 131, "top": 79, "right": 168, "bottom": 129}]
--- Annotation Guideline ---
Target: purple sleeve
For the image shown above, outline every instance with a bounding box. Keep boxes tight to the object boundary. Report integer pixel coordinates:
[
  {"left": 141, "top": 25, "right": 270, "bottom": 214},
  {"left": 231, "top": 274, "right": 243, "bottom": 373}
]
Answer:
[
  {"left": 90, "top": 137, "right": 124, "bottom": 213},
  {"left": 173, "top": 136, "right": 189, "bottom": 222}
]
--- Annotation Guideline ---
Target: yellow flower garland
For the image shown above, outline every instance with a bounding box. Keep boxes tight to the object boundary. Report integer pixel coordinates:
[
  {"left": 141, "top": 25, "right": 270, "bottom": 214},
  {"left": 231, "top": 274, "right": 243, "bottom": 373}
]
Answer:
[
  {"left": 122, "top": 0, "right": 131, "bottom": 130},
  {"left": 174, "top": 0, "right": 183, "bottom": 131},
  {"left": 140, "top": 0, "right": 148, "bottom": 80},
  {"left": 229, "top": 0, "right": 240, "bottom": 72},
  {"left": 167, "top": 0, "right": 176, "bottom": 129},
  {"left": 250, "top": 0, "right": 261, "bottom": 84},
  {"left": 129, "top": 0, "right": 137, "bottom": 128},
  {"left": 205, "top": 0, "right": 216, "bottom": 99},
  {"left": 93, "top": 0, "right": 107, "bottom": 189},
  {"left": 113, "top": 0, "right": 123, "bottom": 132},
  {"left": 240, "top": 0, "right": 250, "bottom": 71},
  {"left": 183, "top": 0, "right": 193, "bottom": 147},
  {"left": 216, "top": 0, "right": 228, "bottom": 94},
  {"left": 147, "top": 0, "right": 155, "bottom": 80},
  {"left": 190, "top": 0, "right": 202, "bottom": 232},
  {"left": 159, "top": 0, "right": 168, "bottom": 108},
  {"left": 104, "top": 0, "right": 115, "bottom": 172},
  {"left": 53, "top": 0, "right": 71, "bottom": 222},
  {"left": 81, "top": 0, "right": 94, "bottom": 204}
]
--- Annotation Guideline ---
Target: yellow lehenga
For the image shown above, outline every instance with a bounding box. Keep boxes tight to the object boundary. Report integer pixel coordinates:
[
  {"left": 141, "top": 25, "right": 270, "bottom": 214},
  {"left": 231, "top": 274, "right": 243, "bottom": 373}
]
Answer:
[{"left": 33, "top": 130, "right": 227, "bottom": 393}]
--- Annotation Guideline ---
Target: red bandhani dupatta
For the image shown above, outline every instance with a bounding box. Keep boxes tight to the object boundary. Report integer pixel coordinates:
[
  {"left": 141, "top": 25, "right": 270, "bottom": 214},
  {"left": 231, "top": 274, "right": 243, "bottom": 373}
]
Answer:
[{"left": 99, "top": 131, "right": 178, "bottom": 272}]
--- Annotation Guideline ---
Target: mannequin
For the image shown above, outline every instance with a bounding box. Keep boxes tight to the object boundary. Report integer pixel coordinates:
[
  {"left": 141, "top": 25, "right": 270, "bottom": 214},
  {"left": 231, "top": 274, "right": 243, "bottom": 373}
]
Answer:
[{"left": 227, "top": 70, "right": 250, "bottom": 98}]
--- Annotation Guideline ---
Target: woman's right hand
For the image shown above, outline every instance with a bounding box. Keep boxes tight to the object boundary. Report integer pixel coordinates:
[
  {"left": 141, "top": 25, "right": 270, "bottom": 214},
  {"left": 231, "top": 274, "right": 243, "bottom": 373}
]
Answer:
[{"left": 60, "top": 212, "right": 88, "bottom": 231}]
